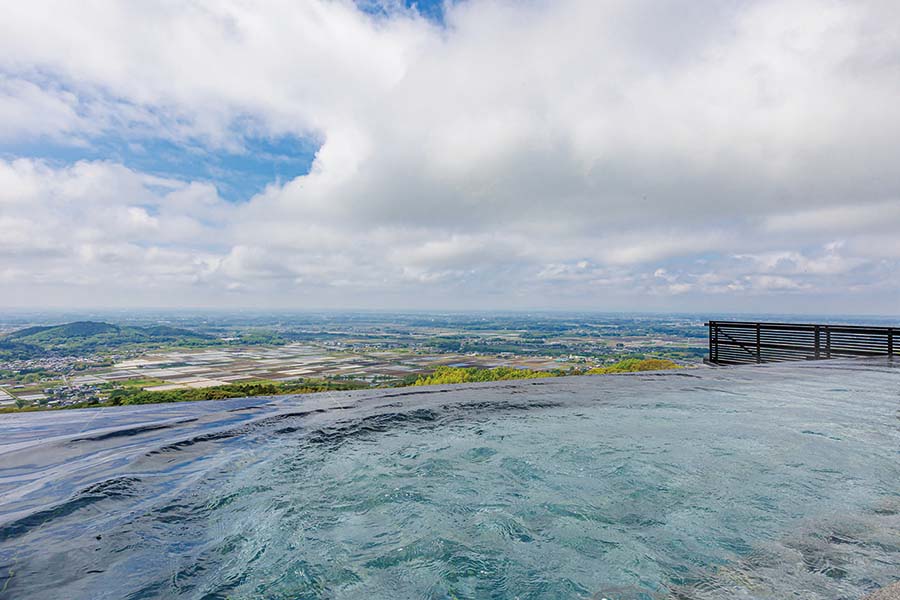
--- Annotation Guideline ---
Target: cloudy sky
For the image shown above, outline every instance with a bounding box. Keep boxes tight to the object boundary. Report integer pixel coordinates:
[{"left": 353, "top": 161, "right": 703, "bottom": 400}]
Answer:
[{"left": 1, "top": 0, "right": 899, "bottom": 313}]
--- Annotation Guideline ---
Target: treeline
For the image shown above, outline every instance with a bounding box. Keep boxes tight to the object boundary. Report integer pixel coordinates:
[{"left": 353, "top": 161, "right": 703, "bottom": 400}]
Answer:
[
  {"left": 413, "top": 366, "right": 556, "bottom": 386},
  {"left": 413, "top": 358, "right": 679, "bottom": 386},
  {"left": 586, "top": 358, "right": 679, "bottom": 374},
  {"left": 104, "top": 379, "right": 367, "bottom": 406}
]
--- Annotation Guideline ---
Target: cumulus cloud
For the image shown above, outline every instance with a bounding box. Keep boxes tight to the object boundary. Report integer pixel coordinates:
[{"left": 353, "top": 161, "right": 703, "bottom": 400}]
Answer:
[{"left": 0, "top": 0, "right": 899, "bottom": 311}]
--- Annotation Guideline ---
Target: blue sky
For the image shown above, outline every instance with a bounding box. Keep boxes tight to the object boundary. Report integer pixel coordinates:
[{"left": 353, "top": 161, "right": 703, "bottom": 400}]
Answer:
[
  {"left": 359, "top": 0, "right": 449, "bottom": 23},
  {"left": 1, "top": 132, "right": 319, "bottom": 203},
  {"left": 1, "top": 0, "right": 899, "bottom": 313},
  {"left": 1, "top": 0, "right": 448, "bottom": 203}
]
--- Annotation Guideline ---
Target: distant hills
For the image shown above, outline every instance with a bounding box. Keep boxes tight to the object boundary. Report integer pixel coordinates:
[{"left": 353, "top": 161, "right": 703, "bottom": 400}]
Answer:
[{"left": 0, "top": 321, "right": 216, "bottom": 360}]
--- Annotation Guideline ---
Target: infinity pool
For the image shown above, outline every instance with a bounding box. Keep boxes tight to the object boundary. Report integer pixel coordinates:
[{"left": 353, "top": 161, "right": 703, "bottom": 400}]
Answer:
[{"left": 0, "top": 359, "right": 898, "bottom": 599}]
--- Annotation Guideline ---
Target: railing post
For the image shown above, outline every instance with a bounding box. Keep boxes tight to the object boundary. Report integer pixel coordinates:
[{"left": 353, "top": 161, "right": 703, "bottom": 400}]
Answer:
[
  {"left": 826, "top": 327, "right": 831, "bottom": 359},
  {"left": 713, "top": 323, "right": 719, "bottom": 363},
  {"left": 756, "top": 323, "right": 761, "bottom": 363},
  {"left": 890, "top": 328, "right": 894, "bottom": 358},
  {"left": 814, "top": 325, "right": 820, "bottom": 359}
]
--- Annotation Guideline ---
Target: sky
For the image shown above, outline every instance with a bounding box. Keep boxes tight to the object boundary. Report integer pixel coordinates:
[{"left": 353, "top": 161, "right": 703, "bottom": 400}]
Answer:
[{"left": 1, "top": 0, "right": 899, "bottom": 314}]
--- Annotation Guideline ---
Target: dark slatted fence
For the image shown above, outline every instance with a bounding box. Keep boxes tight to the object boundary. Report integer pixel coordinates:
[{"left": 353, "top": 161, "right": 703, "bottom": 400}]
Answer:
[{"left": 706, "top": 321, "right": 898, "bottom": 365}]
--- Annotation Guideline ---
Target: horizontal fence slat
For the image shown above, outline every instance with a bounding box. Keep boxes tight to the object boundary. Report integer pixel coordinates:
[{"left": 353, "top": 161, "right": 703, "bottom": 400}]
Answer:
[{"left": 707, "top": 321, "right": 898, "bottom": 365}]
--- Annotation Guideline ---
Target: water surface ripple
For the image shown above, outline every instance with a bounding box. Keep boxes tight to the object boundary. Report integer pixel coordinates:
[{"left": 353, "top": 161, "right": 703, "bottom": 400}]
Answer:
[{"left": 0, "top": 359, "right": 898, "bottom": 599}]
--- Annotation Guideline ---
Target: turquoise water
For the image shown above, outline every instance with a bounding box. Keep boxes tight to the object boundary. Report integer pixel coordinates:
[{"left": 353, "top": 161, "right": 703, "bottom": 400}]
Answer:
[{"left": 0, "top": 359, "right": 898, "bottom": 599}]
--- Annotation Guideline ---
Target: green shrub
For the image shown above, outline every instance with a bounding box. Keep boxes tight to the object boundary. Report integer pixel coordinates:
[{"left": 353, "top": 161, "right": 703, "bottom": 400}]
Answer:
[
  {"left": 413, "top": 366, "right": 554, "bottom": 386},
  {"left": 587, "top": 358, "right": 679, "bottom": 374}
]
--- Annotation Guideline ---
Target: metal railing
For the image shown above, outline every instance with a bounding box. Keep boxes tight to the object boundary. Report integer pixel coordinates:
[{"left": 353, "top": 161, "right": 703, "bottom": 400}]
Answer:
[{"left": 706, "top": 320, "right": 898, "bottom": 365}]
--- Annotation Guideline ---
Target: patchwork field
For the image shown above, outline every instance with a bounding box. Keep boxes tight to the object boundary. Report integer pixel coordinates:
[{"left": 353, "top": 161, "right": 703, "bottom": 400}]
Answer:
[{"left": 95, "top": 343, "right": 577, "bottom": 392}]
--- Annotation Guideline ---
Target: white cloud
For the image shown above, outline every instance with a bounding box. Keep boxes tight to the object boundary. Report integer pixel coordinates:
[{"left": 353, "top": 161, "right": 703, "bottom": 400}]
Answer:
[
  {"left": 764, "top": 200, "right": 900, "bottom": 235},
  {"left": 1, "top": 0, "right": 899, "bottom": 311}
]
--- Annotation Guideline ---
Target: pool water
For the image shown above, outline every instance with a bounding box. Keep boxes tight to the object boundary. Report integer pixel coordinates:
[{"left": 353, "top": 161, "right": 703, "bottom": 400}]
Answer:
[{"left": 0, "top": 359, "right": 898, "bottom": 599}]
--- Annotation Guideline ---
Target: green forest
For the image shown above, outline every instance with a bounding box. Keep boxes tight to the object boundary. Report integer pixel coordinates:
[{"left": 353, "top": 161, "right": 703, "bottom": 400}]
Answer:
[
  {"left": 0, "top": 321, "right": 216, "bottom": 359},
  {"left": 412, "top": 358, "right": 679, "bottom": 386}
]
